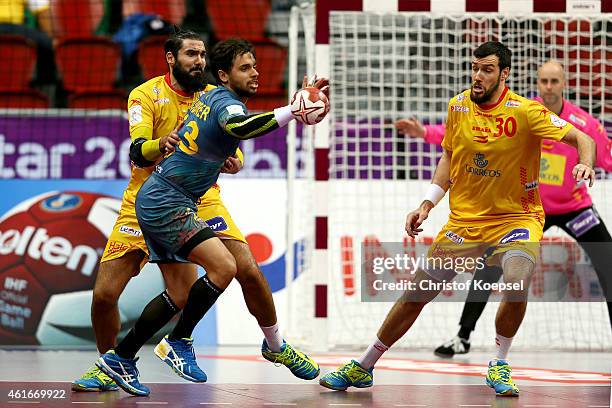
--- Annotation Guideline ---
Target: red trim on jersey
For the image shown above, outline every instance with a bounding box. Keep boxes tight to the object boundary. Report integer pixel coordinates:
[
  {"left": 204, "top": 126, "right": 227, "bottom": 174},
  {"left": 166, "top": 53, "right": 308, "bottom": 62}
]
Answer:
[
  {"left": 164, "top": 73, "right": 193, "bottom": 97},
  {"left": 467, "top": 0, "right": 498, "bottom": 11},
  {"left": 477, "top": 86, "right": 508, "bottom": 110},
  {"left": 398, "top": 0, "right": 430, "bottom": 11}
]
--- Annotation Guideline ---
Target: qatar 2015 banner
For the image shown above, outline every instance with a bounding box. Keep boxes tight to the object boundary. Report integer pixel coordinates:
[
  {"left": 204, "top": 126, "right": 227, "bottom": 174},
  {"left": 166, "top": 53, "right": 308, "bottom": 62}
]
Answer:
[{"left": 0, "top": 110, "right": 303, "bottom": 180}]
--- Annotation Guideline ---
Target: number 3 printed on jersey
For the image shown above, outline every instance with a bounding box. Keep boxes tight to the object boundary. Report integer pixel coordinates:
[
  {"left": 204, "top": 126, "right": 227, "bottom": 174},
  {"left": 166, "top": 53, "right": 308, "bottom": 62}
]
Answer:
[
  {"left": 493, "top": 116, "right": 517, "bottom": 138},
  {"left": 179, "top": 120, "right": 199, "bottom": 155}
]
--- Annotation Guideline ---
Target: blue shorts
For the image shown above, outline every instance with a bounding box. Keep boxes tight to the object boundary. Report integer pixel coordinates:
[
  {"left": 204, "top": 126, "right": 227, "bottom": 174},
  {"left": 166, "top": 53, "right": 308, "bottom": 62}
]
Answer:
[{"left": 135, "top": 173, "right": 215, "bottom": 263}]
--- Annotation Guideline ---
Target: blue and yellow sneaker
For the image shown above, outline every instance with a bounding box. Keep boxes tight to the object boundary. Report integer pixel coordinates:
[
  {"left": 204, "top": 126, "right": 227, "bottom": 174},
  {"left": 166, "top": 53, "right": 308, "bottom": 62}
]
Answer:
[
  {"left": 486, "top": 360, "right": 519, "bottom": 397},
  {"left": 154, "top": 335, "right": 207, "bottom": 383},
  {"left": 71, "top": 365, "right": 119, "bottom": 392},
  {"left": 319, "top": 360, "right": 373, "bottom": 391},
  {"left": 95, "top": 350, "right": 150, "bottom": 396},
  {"left": 261, "top": 340, "right": 320, "bottom": 380}
]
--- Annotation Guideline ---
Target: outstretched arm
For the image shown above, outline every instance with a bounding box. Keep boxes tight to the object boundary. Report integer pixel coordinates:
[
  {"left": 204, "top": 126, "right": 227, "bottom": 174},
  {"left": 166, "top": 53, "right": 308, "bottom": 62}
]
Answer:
[
  {"left": 222, "top": 108, "right": 288, "bottom": 140},
  {"left": 395, "top": 118, "right": 446, "bottom": 145},
  {"left": 561, "top": 127, "right": 596, "bottom": 187},
  {"left": 223, "top": 75, "right": 329, "bottom": 140}
]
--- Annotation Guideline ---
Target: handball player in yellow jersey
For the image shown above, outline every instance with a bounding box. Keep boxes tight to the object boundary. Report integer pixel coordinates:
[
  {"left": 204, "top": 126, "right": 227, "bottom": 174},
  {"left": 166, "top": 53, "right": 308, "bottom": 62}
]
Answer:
[
  {"left": 319, "top": 41, "right": 596, "bottom": 397},
  {"left": 73, "top": 29, "right": 316, "bottom": 391}
]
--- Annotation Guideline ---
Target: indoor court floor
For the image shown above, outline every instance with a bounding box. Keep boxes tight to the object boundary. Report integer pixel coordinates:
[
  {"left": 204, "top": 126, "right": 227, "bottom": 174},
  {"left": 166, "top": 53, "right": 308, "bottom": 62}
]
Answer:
[{"left": 0, "top": 346, "right": 609, "bottom": 407}]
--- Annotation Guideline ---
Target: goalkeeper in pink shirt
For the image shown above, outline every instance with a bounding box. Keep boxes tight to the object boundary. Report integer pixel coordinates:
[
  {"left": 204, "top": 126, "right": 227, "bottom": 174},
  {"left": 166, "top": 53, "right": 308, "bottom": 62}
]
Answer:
[{"left": 395, "top": 60, "right": 612, "bottom": 357}]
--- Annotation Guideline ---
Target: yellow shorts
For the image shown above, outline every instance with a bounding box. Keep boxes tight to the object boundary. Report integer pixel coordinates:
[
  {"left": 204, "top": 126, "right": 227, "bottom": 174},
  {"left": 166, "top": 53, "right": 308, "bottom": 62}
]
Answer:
[
  {"left": 100, "top": 186, "right": 247, "bottom": 263},
  {"left": 425, "top": 217, "right": 543, "bottom": 281}
]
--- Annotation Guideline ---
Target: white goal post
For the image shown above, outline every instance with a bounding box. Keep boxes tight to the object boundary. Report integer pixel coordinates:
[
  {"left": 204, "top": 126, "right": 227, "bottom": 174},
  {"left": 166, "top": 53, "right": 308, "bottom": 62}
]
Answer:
[{"left": 286, "top": 7, "right": 612, "bottom": 352}]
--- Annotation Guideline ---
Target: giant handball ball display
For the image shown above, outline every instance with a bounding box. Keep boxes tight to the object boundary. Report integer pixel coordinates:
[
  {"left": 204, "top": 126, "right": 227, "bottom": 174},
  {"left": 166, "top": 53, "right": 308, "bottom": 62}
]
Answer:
[
  {"left": 290, "top": 86, "right": 330, "bottom": 125},
  {"left": 0, "top": 191, "right": 164, "bottom": 345}
]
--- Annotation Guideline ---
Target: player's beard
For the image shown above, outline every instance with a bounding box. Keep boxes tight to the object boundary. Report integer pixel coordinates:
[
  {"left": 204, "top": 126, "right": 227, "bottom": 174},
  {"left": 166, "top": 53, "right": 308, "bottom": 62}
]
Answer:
[
  {"left": 230, "top": 80, "right": 257, "bottom": 98},
  {"left": 173, "top": 63, "right": 206, "bottom": 94},
  {"left": 470, "top": 74, "right": 501, "bottom": 104}
]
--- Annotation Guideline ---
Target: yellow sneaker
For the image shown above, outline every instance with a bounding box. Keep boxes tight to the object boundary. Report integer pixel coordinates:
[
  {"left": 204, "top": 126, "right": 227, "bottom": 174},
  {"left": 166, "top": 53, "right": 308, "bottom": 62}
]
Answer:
[
  {"left": 261, "top": 340, "right": 320, "bottom": 380},
  {"left": 486, "top": 360, "right": 519, "bottom": 397},
  {"left": 71, "top": 365, "right": 118, "bottom": 392}
]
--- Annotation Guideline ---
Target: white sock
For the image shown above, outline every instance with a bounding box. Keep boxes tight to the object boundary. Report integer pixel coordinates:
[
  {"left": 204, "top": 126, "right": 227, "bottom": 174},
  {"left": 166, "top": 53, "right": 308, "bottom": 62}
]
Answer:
[
  {"left": 357, "top": 337, "right": 389, "bottom": 369},
  {"left": 494, "top": 333, "right": 513, "bottom": 361},
  {"left": 260, "top": 323, "right": 283, "bottom": 352}
]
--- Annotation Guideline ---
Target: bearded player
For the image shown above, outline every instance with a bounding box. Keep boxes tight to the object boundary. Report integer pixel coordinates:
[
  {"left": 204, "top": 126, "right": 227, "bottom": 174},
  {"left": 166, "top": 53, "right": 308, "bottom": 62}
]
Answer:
[{"left": 319, "top": 42, "right": 595, "bottom": 397}]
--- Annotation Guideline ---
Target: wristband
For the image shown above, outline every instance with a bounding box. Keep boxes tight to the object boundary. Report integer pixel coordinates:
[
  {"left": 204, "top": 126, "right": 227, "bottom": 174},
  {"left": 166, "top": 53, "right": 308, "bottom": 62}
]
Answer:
[
  {"left": 423, "top": 183, "right": 446, "bottom": 206},
  {"left": 273, "top": 105, "right": 293, "bottom": 127}
]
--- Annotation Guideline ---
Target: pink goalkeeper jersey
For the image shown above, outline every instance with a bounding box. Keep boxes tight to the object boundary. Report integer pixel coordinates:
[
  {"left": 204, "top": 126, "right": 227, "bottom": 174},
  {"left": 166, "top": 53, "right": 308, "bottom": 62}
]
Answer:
[{"left": 423, "top": 97, "right": 612, "bottom": 215}]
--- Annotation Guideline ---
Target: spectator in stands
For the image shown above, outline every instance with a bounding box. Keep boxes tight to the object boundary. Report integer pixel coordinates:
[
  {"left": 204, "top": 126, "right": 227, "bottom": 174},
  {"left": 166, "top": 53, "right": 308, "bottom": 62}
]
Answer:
[{"left": 0, "top": 0, "right": 56, "bottom": 85}]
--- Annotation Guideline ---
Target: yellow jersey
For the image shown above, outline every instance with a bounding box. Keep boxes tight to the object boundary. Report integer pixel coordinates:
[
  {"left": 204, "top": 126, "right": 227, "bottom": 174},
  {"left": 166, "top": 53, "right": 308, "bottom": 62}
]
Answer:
[
  {"left": 442, "top": 87, "right": 573, "bottom": 224},
  {"left": 0, "top": 0, "right": 48, "bottom": 25}
]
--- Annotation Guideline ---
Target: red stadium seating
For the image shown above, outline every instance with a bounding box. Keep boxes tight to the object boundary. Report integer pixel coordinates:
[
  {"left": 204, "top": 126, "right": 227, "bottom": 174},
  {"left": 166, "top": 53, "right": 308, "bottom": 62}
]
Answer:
[
  {"left": 55, "top": 38, "right": 121, "bottom": 91},
  {"left": 51, "top": 0, "right": 105, "bottom": 39},
  {"left": 138, "top": 36, "right": 169, "bottom": 80},
  {"left": 68, "top": 90, "right": 126, "bottom": 109},
  {"left": 206, "top": 0, "right": 271, "bottom": 41},
  {"left": 0, "top": 90, "right": 49, "bottom": 108},
  {"left": 123, "top": 0, "right": 186, "bottom": 24},
  {"left": 0, "top": 35, "right": 36, "bottom": 90},
  {"left": 247, "top": 92, "right": 287, "bottom": 112},
  {"left": 253, "top": 41, "right": 288, "bottom": 94}
]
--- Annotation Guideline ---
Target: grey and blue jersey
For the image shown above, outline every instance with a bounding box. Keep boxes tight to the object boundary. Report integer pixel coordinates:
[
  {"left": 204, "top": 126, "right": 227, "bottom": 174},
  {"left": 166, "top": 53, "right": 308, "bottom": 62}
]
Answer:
[
  {"left": 134, "top": 85, "right": 283, "bottom": 262},
  {"left": 154, "top": 86, "right": 248, "bottom": 199}
]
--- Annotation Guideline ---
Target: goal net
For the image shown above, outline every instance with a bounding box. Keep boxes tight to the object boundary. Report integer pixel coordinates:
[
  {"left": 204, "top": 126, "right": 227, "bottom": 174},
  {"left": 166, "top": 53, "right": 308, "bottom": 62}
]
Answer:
[{"left": 290, "top": 11, "right": 612, "bottom": 351}]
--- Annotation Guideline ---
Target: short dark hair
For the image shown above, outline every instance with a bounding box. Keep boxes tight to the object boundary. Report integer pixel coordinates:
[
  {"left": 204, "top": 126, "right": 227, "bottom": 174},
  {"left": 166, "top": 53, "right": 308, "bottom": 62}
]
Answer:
[
  {"left": 474, "top": 41, "right": 512, "bottom": 71},
  {"left": 209, "top": 38, "right": 256, "bottom": 83},
  {"left": 164, "top": 26, "right": 204, "bottom": 59}
]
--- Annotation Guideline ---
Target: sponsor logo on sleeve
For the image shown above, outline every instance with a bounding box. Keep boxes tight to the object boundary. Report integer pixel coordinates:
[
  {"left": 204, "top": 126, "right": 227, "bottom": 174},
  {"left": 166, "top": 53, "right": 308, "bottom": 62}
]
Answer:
[
  {"left": 456, "top": 94, "right": 466, "bottom": 102},
  {"left": 500, "top": 228, "right": 530, "bottom": 244},
  {"left": 226, "top": 105, "right": 245, "bottom": 116},
  {"left": 568, "top": 113, "right": 586, "bottom": 127},
  {"left": 129, "top": 105, "right": 143, "bottom": 126},
  {"left": 550, "top": 114, "right": 568, "bottom": 128}
]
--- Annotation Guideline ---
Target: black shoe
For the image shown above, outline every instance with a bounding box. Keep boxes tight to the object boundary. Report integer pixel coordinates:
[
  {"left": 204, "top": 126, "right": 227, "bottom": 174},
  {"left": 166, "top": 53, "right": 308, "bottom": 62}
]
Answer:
[{"left": 434, "top": 336, "right": 470, "bottom": 358}]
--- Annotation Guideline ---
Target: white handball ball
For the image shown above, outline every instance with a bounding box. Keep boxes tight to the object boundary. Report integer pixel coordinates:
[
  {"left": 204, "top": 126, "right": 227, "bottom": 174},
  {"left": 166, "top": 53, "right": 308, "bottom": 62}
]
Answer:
[{"left": 290, "top": 87, "right": 330, "bottom": 125}]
